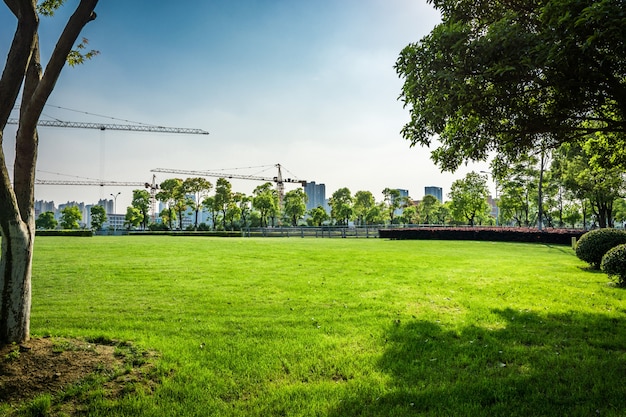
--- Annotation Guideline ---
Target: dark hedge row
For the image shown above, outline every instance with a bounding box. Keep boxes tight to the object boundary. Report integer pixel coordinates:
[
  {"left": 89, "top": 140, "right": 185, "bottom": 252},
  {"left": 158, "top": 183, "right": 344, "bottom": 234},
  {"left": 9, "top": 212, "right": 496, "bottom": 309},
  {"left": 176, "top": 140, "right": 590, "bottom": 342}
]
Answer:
[
  {"left": 35, "top": 230, "right": 93, "bottom": 237},
  {"left": 379, "top": 227, "right": 585, "bottom": 245}
]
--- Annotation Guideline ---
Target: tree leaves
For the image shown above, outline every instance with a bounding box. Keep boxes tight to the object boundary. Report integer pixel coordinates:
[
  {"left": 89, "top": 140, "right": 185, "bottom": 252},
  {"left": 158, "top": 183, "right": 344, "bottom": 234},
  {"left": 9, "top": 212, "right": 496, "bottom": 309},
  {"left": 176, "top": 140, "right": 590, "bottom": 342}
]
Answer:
[{"left": 396, "top": 0, "right": 626, "bottom": 172}]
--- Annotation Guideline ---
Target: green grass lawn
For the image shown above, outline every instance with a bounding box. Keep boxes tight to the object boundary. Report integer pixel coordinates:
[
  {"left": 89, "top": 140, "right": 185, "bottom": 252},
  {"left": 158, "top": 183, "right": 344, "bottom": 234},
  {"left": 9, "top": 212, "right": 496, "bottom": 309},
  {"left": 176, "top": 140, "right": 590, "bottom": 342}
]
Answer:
[{"left": 16, "top": 237, "right": 626, "bottom": 415}]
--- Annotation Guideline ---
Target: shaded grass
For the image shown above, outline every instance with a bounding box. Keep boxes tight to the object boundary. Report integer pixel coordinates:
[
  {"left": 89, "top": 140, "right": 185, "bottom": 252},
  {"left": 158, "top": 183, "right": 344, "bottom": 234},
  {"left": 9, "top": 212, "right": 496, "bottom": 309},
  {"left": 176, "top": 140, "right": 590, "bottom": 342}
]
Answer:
[{"left": 27, "top": 237, "right": 626, "bottom": 416}]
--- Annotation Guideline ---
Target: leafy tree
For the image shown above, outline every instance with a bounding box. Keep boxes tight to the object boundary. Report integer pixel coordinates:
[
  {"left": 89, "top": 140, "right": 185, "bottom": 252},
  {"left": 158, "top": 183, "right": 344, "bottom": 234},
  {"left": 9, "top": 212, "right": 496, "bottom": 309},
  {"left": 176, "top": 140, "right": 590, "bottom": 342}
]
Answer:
[
  {"left": 214, "top": 178, "right": 233, "bottom": 230},
  {"left": 35, "top": 211, "right": 57, "bottom": 230},
  {"left": 418, "top": 194, "right": 440, "bottom": 225},
  {"left": 307, "top": 206, "right": 329, "bottom": 226},
  {"left": 435, "top": 202, "right": 452, "bottom": 225},
  {"left": 202, "top": 196, "right": 218, "bottom": 230},
  {"left": 395, "top": 0, "right": 626, "bottom": 172},
  {"left": 124, "top": 206, "right": 142, "bottom": 230},
  {"left": 156, "top": 178, "right": 183, "bottom": 230},
  {"left": 329, "top": 188, "right": 353, "bottom": 226},
  {"left": 366, "top": 203, "right": 385, "bottom": 225},
  {"left": 224, "top": 194, "right": 242, "bottom": 230},
  {"left": 497, "top": 156, "right": 540, "bottom": 227},
  {"left": 131, "top": 189, "right": 151, "bottom": 230},
  {"left": 174, "top": 195, "right": 192, "bottom": 230},
  {"left": 614, "top": 199, "right": 626, "bottom": 227},
  {"left": 90, "top": 205, "right": 107, "bottom": 231},
  {"left": 448, "top": 172, "right": 490, "bottom": 226},
  {"left": 353, "top": 191, "right": 375, "bottom": 226},
  {"left": 562, "top": 202, "right": 583, "bottom": 228},
  {"left": 283, "top": 188, "right": 308, "bottom": 226},
  {"left": 236, "top": 193, "right": 252, "bottom": 230},
  {"left": 60, "top": 206, "right": 82, "bottom": 230},
  {"left": 158, "top": 208, "right": 176, "bottom": 229},
  {"left": 399, "top": 205, "right": 418, "bottom": 225},
  {"left": 553, "top": 139, "right": 626, "bottom": 228},
  {"left": 253, "top": 182, "right": 279, "bottom": 227},
  {"left": 382, "top": 188, "right": 402, "bottom": 224},
  {"left": 0, "top": 0, "right": 98, "bottom": 344},
  {"left": 183, "top": 177, "right": 212, "bottom": 230}
]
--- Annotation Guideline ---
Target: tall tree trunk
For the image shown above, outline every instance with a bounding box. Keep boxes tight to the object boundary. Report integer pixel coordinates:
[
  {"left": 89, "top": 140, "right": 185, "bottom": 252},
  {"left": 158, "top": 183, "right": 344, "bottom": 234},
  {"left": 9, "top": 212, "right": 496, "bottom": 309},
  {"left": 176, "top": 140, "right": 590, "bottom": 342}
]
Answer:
[{"left": 0, "top": 0, "right": 98, "bottom": 345}]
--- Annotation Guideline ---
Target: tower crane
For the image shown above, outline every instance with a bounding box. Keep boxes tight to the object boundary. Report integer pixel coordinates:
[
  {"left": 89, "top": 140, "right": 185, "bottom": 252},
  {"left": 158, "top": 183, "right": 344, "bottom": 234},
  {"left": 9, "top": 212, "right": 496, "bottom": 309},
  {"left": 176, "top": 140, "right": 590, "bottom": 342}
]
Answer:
[
  {"left": 7, "top": 118, "right": 209, "bottom": 135},
  {"left": 17, "top": 108, "right": 209, "bottom": 221},
  {"left": 151, "top": 164, "right": 307, "bottom": 204},
  {"left": 36, "top": 175, "right": 161, "bottom": 222}
]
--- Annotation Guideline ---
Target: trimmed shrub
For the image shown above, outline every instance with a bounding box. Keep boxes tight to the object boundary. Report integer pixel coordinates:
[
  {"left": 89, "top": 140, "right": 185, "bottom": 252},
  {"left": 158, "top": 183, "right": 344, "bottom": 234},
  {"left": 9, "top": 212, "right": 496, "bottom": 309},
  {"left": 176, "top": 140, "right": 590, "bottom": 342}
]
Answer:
[
  {"left": 575, "top": 228, "right": 626, "bottom": 269},
  {"left": 601, "top": 244, "right": 626, "bottom": 287}
]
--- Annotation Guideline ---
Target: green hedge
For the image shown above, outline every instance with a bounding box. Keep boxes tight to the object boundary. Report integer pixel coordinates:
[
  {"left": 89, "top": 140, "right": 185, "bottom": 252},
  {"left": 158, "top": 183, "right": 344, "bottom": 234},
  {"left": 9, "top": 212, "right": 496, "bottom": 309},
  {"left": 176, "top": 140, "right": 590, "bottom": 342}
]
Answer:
[
  {"left": 601, "top": 244, "right": 626, "bottom": 286},
  {"left": 36, "top": 230, "right": 93, "bottom": 237},
  {"left": 575, "top": 228, "right": 626, "bottom": 269}
]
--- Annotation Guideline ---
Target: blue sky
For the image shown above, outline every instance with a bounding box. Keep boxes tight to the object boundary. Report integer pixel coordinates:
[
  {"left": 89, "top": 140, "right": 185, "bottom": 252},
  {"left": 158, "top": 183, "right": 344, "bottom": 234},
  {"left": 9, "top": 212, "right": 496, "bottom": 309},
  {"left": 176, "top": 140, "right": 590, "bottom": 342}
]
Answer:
[{"left": 1, "top": 1, "right": 491, "bottom": 212}]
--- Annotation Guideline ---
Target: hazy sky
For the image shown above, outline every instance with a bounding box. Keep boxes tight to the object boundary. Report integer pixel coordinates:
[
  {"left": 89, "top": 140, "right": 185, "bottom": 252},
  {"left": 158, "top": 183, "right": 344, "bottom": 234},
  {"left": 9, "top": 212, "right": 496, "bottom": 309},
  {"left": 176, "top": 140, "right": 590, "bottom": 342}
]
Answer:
[{"left": 1, "top": 1, "right": 491, "bottom": 212}]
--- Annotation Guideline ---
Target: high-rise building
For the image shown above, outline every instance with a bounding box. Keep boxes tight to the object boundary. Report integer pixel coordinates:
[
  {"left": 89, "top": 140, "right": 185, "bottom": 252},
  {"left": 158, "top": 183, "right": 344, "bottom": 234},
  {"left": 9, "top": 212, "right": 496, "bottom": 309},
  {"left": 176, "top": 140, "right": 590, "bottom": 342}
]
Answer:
[
  {"left": 304, "top": 182, "right": 326, "bottom": 211},
  {"left": 424, "top": 186, "right": 443, "bottom": 202}
]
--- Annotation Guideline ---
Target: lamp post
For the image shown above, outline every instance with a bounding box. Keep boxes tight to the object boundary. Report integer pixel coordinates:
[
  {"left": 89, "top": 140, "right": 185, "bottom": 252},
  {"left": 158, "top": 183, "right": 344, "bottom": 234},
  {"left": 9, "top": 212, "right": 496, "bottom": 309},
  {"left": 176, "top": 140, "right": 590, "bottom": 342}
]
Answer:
[
  {"left": 110, "top": 192, "right": 120, "bottom": 232},
  {"left": 480, "top": 171, "right": 499, "bottom": 226}
]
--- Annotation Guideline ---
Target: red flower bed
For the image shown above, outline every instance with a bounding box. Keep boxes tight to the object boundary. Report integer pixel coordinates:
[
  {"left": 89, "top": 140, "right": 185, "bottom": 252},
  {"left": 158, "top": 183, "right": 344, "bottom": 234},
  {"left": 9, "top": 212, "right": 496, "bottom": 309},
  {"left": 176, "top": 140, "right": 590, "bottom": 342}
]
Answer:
[{"left": 378, "top": 227, "right": 584, "bottom": 245}]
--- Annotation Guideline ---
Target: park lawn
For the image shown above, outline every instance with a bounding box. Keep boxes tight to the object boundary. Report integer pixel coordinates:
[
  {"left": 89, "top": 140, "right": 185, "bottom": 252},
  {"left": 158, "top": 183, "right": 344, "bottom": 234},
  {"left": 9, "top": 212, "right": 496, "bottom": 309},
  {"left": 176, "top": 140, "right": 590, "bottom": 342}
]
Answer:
[{"left": 14, "top": 236, "right": 626, "bottom": 416}]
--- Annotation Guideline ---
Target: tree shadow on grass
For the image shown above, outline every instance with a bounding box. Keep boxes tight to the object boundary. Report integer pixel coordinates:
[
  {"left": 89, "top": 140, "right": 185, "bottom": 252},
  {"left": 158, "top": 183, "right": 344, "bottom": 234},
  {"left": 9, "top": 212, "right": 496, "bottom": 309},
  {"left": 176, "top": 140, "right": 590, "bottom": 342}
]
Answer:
[{"left": 330, "top": 308, "right": 626, "bottom": 417}]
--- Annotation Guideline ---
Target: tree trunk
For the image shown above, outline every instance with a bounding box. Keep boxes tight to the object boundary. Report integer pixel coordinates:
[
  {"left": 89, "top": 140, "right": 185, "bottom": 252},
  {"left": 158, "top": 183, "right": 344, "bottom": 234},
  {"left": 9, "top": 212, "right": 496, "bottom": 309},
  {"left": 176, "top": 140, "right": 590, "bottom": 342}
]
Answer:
[
  {"left": 0, "top": 0, "right": 98, "bottom": 345},
  {"left": 0, "top": 218, "right": 34, "bottom": 343}
]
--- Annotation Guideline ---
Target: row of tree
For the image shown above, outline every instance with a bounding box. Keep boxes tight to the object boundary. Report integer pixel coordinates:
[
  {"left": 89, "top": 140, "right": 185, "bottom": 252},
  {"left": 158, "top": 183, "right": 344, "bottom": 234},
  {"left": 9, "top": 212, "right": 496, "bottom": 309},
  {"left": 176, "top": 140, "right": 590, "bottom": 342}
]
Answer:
[
  {"left": 116, "top": 135, "right": 625, "bottom": 230},
  {"left": 37, "top": 132, "right": 626, "bottom": 231}
]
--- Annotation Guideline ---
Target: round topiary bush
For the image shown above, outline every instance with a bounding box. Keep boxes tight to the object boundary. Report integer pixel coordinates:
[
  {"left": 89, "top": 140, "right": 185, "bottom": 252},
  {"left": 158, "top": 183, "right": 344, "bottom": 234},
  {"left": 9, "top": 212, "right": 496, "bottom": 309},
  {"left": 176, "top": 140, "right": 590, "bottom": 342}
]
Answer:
[
  {"left": 601, "top": 244, "right": 626, "bottom": 287},
  {"left": 575, "top": 228, "right": 626, "bottom": 269}
]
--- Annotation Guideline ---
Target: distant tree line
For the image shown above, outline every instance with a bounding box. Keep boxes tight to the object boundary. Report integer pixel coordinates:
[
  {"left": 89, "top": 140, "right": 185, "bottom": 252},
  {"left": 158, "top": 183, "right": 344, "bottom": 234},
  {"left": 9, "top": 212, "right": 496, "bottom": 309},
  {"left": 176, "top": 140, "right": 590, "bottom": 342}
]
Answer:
[{"left": 108, "top": 139, "right": 626, "bottom": 231}]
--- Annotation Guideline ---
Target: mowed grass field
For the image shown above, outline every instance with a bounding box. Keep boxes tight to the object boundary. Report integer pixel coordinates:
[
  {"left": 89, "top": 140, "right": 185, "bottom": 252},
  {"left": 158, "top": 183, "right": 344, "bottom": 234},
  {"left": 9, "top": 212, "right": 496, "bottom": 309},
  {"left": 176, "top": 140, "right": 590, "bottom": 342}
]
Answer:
[{"left": 20, "top": 237, "right": 626, "bottom": 415}]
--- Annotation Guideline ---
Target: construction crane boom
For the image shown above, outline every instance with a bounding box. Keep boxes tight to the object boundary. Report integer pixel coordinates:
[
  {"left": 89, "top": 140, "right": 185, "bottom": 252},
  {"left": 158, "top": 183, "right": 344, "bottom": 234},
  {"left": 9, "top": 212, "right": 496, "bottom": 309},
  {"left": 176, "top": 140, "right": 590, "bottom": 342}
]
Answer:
[
  {"left": 151, "top": 164, "right": 307, "bottom": 204},
  {"left": 36, "top": 176, "right": 161, "bottom": 221},
  {"left": 7, "top": 118, "right": 209, "bottom": 135},
  {"left": 35, "top": 179, "right": 146, "bottom": 187}
]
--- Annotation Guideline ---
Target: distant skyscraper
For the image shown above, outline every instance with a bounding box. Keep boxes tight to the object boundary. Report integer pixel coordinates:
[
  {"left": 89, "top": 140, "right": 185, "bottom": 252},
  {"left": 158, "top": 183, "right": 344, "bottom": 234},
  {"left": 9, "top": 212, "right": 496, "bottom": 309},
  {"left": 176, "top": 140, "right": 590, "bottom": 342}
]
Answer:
[
  {"left": 424, "top": 186, "right": 443, "bottom": 202},
  {"left": 304, "top": 182, "right": 326, "bottom": 211}
]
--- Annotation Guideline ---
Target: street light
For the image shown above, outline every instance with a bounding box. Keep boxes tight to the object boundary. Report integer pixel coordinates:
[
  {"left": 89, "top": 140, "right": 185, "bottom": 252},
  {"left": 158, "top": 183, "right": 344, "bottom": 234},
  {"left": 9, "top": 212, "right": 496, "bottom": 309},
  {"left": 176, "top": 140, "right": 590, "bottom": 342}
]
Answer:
[
  {"left": 480, "top": 171, "right": 499, "bottom": 226},
  {"left": 110, "top": 192, "right": 120, "bottom": 214},
  {"left": 110, "top": 192, "right": 120, "bottom": 232}
]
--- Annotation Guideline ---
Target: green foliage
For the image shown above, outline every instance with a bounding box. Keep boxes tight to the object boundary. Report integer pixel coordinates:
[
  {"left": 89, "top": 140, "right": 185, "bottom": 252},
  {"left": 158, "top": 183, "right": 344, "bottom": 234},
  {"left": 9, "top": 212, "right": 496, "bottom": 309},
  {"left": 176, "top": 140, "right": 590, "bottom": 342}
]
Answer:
[
  {"left": 131, "top": 189, "right": 151, "bottom": 230},
  {"left": 282, "top": 188, "right": 308, "bottom": 226},
  {"left": 575, "top": 228, "right": 626, "bottom": 269},
  {"left": 66, "top": 37, "right": 99, "bottom": 67},
  {"left": 4, "top": 346, "right": 20, "bottom": 362},
  {"left": 448, "top": 171, "right": 490, "bottom": 226},
  {"left": 329, "top": 187, "right": 353, "bottom": 225},
  {"left": 307, "top": 206, "right": 329, "bottom": 226},
  {"left": 20, "top": 393, "right": 52, "bottom": 417},
  {"left": 601, "top": 244, "right": 626, "bottom": 287},
  {"left": 59, "top": 205, "right": 82, "bottom": 229},
  {"left": 35, "top": 211, "right": 57, "bottom": 230},
  {"left": 90, "top": 205, "right": 107, "bottom": 231},
  {"left": 252, "top": 182, "right": 279, "bottom": 227},
  {"left": 396, "top": 0, "right": 626, "bottom": 171},
  {"left": 37, "top": 0, "right": 65, "bottom": 16}
]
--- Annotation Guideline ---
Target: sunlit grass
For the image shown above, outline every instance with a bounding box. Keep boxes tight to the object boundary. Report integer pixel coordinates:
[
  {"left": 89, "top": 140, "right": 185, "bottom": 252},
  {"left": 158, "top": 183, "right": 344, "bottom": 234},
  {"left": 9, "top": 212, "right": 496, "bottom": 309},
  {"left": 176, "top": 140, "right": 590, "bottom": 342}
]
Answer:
[{"left": 27, "top": 236, "right": 626, "bottom": 416}]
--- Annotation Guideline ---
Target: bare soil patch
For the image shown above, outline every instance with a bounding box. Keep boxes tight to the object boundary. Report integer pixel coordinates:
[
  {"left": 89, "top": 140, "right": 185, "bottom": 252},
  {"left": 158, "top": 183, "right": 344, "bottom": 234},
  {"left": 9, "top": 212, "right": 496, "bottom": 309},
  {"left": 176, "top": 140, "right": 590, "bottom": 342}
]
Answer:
[{"left": 0, "top": 337, "right": 158, "bottom": 415}]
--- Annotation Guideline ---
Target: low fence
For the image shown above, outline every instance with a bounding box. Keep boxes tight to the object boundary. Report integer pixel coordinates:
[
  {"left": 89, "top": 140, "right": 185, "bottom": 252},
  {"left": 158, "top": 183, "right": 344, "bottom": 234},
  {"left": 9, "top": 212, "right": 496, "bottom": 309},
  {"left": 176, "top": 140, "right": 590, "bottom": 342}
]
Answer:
[{"left": 243, "top": 226, "right": 382, "bottom": 238}]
